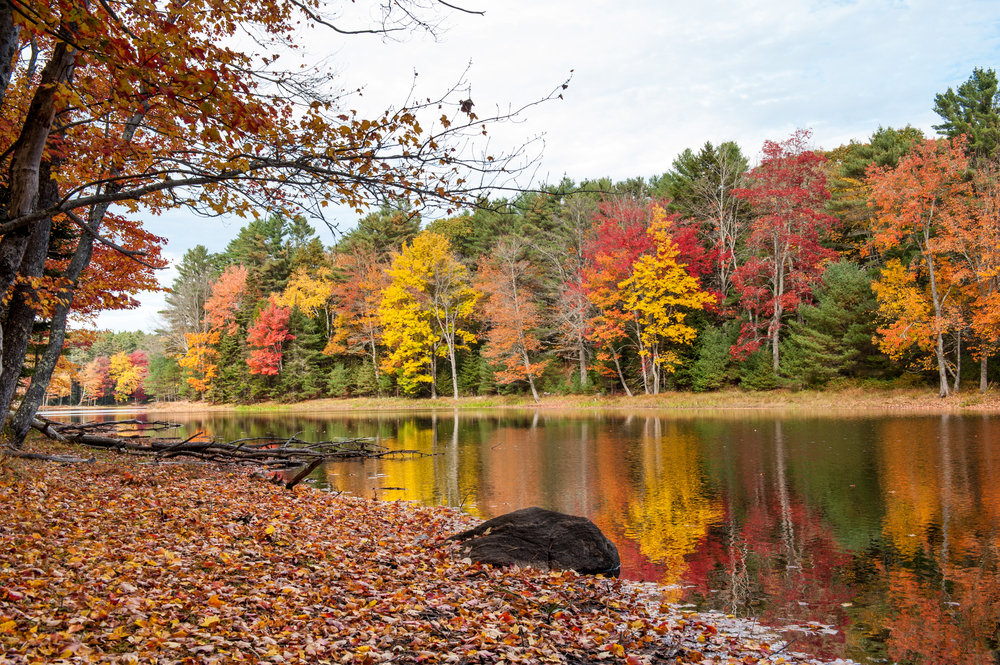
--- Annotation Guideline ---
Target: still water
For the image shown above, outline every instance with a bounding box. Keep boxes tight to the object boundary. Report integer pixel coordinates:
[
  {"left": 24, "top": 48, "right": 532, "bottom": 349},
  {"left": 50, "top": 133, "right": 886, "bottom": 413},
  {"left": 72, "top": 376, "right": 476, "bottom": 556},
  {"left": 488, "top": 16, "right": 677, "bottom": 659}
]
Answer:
[{"left": 44, "top": 408, "right": 1000, "bottom": 664}]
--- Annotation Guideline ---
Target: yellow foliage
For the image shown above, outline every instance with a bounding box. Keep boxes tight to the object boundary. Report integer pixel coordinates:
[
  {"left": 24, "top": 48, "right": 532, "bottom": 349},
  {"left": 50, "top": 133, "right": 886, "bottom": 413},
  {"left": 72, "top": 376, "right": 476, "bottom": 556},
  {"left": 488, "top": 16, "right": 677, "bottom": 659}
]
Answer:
[
  {"left": 618, "top": 214, "right": 716, "bottom": 375},
  {"left": 275, "top": 267, "right": 333, "bottom": 319},
  {"left": 378, "top": 232, "right": 479, "bottom": 394}
]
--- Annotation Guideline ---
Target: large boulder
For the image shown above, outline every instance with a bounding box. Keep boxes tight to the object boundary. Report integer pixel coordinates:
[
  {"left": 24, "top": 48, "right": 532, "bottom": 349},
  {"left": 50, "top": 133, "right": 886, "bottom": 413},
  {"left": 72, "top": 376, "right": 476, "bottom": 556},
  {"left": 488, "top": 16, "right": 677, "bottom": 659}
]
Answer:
[{"left": 448, "top": 507, "right": 621, "bottom": 577}]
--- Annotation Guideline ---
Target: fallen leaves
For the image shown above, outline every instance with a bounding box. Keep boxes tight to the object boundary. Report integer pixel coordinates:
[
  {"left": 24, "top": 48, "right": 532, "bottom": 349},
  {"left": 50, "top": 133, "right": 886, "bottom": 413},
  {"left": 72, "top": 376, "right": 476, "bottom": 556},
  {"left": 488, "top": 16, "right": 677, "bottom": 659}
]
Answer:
[{"left": 0, "top": 443, "right": 850, "bottom": 664}]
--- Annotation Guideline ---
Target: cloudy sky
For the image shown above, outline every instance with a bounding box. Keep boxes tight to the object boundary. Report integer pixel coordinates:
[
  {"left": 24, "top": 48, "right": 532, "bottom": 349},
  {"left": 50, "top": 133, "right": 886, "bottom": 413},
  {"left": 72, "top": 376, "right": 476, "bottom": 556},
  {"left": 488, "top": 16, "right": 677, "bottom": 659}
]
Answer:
[{"left": 95, "top": 0, "right": 1000, "bottom": 332}]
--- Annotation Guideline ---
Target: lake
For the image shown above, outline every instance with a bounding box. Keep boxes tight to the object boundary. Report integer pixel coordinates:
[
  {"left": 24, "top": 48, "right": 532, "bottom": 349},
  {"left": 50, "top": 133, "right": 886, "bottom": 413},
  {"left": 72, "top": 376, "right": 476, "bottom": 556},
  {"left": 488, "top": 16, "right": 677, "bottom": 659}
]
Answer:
[{"left": 42, "top": 407, "right": 1000, "bottom": 664}]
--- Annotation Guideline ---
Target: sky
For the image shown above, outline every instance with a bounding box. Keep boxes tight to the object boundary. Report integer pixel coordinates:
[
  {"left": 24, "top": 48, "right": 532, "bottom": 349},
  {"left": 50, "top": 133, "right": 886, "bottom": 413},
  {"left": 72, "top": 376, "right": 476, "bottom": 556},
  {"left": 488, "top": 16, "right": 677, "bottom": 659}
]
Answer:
[{"left": 93, "top": 0, "right": 1000, "bottom": 332}]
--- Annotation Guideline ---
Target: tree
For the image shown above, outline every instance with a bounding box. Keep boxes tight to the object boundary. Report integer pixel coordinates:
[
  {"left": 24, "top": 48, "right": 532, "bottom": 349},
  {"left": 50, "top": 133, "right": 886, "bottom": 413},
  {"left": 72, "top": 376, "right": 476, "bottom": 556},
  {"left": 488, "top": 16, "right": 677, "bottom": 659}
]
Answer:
[
  {"left": 933, "top": 68, "right": 1000, "bottom": 164},
  {"left": 109, "top": 350, "right": 149, "bottom": 404},
  {"left": 379, "top": 232, "right": 479, "bottom": 398},
  {"left": 157, "top": 245, "right": 217, "bottom": 354},
  {"left": 178, "top": 332, "right": 219, "bottom": 398},
  {"left": 341, "top": 201, "right": 421, "bottom": 255},
  {"left": 275, "top": 266, "right": 335, "bottom": 337},
  {"left": 662, "top": 141, "right": 750, "bottom": 300},
  {"left": 868, "top": 137, "right": 970, "bottom": 397},
  {"left": 204, "top": 265, "right": 250, "bottom": 336},
  {"left": 732, "top": 129, "right": 838, "bottom": 374},
  {"left": 825, "top": 126, "right": 925, "bottom": 260},
  {"left": 476, "top": 237, "right": 549, "bottom": 403},
  {"left": 617, "top": 215, "right": 715, "bottom": 394},
  {"left": 583, "top": 201, "right": 713, "bottom": 395},
  {"left": 0, "top": 0, "right": 564, "bottom": 446},
  {"left": 246, "top": 297, "right": 295, "bottom": 376},
  {"left": 781, "top": 261, "right": 887, "bottom": 385},
  {"left": 327, "top": 249, "right": 389, "bottom": 392},
  {"left": 78, "top": 356, "right": 112, "bottom": 406}
]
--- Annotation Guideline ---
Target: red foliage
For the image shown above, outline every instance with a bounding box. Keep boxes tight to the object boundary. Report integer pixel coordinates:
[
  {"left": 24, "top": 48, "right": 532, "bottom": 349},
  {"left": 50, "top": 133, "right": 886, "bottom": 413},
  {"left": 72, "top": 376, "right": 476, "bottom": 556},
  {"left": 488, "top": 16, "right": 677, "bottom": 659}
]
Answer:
[
  {"left": 246, "top": 297, "right": 294, "bottom": 375},
  {"left": 731, "top": 129, "right": 838, "bottom": 361}
]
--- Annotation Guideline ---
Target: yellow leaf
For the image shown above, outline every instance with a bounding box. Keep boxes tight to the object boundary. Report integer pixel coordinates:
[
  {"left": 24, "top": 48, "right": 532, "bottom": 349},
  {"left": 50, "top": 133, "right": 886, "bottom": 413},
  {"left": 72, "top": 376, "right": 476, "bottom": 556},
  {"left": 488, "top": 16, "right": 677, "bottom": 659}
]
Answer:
[
  {"left": 208, "top": 595, "right": 224, "bottom": 608},
  {"left": 200, "top": 615, "right": 220, "bottom": 628}
]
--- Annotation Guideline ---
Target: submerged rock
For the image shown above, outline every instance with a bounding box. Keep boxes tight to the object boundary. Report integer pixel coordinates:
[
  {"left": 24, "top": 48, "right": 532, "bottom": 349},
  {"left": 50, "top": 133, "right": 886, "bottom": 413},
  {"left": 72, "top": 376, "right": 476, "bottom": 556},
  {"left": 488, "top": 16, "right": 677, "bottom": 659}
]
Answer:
[{"left": 448, "top": 507, "right": 621, "bottom": 577}]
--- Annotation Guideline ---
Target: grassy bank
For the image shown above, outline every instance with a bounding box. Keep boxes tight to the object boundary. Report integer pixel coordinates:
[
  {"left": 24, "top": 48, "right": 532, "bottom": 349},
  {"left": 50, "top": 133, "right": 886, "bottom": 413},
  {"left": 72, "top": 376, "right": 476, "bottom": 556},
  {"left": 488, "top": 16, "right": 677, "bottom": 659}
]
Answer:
[
  {"left": 0, "top": 438, "right": 849, "bottom": 664},
  {"left": 137, "top": 384, "right": 1000, "bottom": 415}
]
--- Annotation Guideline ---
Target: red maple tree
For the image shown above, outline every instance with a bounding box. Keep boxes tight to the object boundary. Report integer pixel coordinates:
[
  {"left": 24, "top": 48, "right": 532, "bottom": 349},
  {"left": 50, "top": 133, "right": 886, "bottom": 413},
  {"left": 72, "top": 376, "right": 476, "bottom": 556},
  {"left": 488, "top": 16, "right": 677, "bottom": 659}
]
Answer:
[
  {"left": 246, "top": 297, "right": 294, "bottom": 375},
  {"left": 731, "top": 129, "right": 838, "bottom": 373}
]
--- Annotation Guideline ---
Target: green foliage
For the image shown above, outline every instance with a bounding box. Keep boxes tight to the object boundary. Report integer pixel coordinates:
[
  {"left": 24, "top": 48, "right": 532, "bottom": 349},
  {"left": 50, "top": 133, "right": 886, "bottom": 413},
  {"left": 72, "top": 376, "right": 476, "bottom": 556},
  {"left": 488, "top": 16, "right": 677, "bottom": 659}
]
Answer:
[
  {"left": 933, "top": 67, "right": 1000, "bottom": 163},
  {"left": 222, "top": 214, "right": 322, "bottom": 296},
  {"left": 781, "top": 261, "right": 891, "bottom": 386},
  {"left": 341, "top": 201, "right": 420, "bottom": 255},
  {"left": 145, "top": 355, "right": 182, "bottom": 401},
  {"left": 691, "top": 326, "right": 736, "bottom": 392},
  {"left": 327, "top": 363, "right": 352, "bottom": 397},
  {"left": 457, "top": 352, "right": 481, "bottom": 396},
  {"left": 477, "top": 355, "right": 497, "bottom": 395},
  {"left": 353, "top": 361, "right": 378, "bottom": 397},
  {"left": 738, "top": 351, "right": 778, "bottom": 391}
]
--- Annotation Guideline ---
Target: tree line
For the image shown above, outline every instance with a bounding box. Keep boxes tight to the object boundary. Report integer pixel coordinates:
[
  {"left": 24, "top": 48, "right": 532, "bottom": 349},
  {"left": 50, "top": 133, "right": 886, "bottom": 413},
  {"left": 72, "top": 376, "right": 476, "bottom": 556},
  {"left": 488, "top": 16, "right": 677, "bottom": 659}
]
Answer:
[{"left": 58, "top": 68, "right": 1000, "bottom": 403}]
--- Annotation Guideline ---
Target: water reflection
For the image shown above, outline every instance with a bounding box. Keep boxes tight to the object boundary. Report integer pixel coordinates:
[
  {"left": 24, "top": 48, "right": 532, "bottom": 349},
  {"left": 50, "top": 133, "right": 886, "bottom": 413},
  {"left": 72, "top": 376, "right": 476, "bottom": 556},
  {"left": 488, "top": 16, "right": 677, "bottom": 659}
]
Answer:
[{"left": 42, "top": 408, "right": 1000, "bottom": 663}]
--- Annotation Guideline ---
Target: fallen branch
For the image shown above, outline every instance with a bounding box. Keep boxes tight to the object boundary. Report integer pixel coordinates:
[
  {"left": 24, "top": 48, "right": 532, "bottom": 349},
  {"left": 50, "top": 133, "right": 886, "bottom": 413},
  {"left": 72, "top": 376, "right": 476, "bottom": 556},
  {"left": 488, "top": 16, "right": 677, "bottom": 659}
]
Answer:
[
  {"left": 25, "top": 416, "right": 428, "bottom": 469},
  {"left": 2, "top": 450, "right": 95, "bottom": 464}
]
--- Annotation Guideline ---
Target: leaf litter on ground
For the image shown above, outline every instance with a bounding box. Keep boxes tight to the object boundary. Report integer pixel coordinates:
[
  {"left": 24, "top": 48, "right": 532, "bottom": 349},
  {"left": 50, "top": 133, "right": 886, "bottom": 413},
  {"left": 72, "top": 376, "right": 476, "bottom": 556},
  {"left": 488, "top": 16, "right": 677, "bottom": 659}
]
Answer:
[{"left": 0, "top": 440, "right": 856, "bottom": 664}]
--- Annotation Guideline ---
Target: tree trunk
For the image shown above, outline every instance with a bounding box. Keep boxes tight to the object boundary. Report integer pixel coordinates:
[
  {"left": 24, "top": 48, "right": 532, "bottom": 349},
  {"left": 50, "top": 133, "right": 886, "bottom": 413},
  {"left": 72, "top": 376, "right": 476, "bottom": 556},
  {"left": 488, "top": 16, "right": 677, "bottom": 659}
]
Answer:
[
  {"left": 981, "top": 354, "right": 988, "bottom": 393},
  {"left": 430, "top": 352, "right": 437, "bottom": 399},
  {"left": 10, "top": 107, "right": 145, "bottom": 443},
  {"left": 953, "top": 329, "right": 961, "bottom": 394},
  {"left": 0, "top": 41, "right": 77, "bottom": 388},
  {"left": 0, "top": 160, "right": 58, "bottom": 429},
  {"left": 448, "top": 342, "right": 459, "bottom": 399},
  {"left": 0, "top": 0, "right": 19, "bottom": 105},
  {"left": 611, "top": 346, "right": 633, "bottom": 397},
  {"left": 11, "top": 216, "right": 101, "bottom": 443},
  {"left": 521, "top": 349, "right": 539, "bottom": 403},
  {"left": 577, "top": 333, "right": 587, "bottom": 388}
]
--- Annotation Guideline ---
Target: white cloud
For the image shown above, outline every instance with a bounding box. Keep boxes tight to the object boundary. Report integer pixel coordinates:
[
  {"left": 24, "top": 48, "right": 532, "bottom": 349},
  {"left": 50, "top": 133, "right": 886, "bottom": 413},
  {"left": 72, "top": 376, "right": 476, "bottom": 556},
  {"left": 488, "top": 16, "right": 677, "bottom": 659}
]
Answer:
[{"left": 94, "top": 0, "right": 1000, "bottom": 331}]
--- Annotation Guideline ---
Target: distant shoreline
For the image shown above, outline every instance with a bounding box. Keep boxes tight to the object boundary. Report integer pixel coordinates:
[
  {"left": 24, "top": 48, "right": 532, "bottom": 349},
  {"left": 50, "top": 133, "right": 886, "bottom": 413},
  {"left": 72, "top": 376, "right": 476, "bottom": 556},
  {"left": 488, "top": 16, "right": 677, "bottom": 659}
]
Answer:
[{"left": 42, "top": 386, "right": 1000, "bottom": 415}]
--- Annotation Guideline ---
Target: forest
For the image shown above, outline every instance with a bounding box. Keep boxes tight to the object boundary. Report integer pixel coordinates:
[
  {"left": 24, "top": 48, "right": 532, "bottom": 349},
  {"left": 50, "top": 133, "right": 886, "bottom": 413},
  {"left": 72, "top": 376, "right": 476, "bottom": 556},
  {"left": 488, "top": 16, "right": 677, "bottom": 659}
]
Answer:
[{"left": 52, "top": 68, "right": 1000, "bottom": 405}]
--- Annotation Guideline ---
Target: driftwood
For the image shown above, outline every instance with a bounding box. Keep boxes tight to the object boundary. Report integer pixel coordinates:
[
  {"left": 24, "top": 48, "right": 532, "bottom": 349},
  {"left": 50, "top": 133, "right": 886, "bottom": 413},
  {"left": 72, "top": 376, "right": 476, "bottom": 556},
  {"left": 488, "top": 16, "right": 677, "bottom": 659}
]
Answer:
[
  {"left": 24, "top": 415, "right": 434, "bottom": 476},
  {"left": 2, "top": 450, "right": 95, "bottom": 464}
]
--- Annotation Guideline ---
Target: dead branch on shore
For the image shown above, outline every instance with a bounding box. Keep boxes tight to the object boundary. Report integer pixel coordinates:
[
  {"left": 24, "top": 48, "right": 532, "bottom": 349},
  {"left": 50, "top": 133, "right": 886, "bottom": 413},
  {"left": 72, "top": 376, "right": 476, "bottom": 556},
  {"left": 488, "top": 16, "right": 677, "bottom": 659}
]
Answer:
[{"left": 20, "top": 415, "right": 435, "bottom": 482}]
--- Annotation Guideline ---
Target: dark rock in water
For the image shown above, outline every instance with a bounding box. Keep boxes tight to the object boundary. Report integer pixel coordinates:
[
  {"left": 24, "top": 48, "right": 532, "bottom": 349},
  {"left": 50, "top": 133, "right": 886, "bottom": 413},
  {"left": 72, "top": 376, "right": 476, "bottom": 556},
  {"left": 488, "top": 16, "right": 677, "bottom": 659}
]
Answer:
[{"left": 448, "top": 507, "right": 621, "bottom": 577}]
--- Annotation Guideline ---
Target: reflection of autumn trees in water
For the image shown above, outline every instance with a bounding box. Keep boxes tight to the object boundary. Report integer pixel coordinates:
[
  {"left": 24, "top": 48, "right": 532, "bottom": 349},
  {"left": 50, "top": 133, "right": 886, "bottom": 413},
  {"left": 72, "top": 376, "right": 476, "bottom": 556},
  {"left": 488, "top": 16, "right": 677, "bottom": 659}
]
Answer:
[
  {"left": 622, "top": 418, "right": 722, "bottom": 588},
  {"left": 61, "top": 409, "right": 1000, "bottom": 663},
  {"left": 681, "top": 422, "right": 854, "bottom": 661},
  {"left": 878, "top": 416, "right": 1000, "bottom": 665}
]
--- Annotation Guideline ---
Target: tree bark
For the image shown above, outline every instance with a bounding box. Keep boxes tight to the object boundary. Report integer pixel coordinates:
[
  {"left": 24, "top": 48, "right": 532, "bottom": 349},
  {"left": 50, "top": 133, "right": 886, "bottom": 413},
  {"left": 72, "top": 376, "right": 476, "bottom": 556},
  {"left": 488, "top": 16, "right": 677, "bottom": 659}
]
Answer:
[
  {"left": 0, "top": 40, "right": 77, "bottom": 390},
  {"left": 0, "top": 0, "right": 19, "bottom": 106},
  {"left": 0, "top": 161, "right": 57, "bottom": 430},
  {"left": 521, "top": 349, "right": 539, "bottom": 403},
  {"left": 981, "top": 354, "right": 988, "bottom": 393},
  {"left": 10, "top": 105, "right": 146, "bottom": 445}
]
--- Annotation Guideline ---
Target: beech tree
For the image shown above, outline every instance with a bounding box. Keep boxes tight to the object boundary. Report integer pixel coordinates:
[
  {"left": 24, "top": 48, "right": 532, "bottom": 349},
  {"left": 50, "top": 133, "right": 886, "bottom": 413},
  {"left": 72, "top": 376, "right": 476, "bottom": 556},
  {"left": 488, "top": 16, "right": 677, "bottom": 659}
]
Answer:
[
  {"left": 0, "top": 0, "right": 565, "bottom": 445},
  {"left": 732, "top": 129, "right": 838, "bottom": 374}
]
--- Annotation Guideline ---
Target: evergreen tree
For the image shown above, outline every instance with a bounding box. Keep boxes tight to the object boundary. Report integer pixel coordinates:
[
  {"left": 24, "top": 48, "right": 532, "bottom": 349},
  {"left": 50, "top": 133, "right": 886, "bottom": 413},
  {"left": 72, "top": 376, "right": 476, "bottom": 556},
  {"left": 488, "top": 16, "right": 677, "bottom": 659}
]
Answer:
[
  {"left": 781, "top": 261, "right": 891, "bottom": 385},
  {"left": 341, "top": 200, "right": 420, "bottom": 255},
  {"left": 691, "top": 326, "right": 735, "bottom": 392},
  {"left": 933, "top": 68, "right": 1000, "bottom": 164},
  {"left": 157, "top": 245, "right": 217, "bottom": 354}
]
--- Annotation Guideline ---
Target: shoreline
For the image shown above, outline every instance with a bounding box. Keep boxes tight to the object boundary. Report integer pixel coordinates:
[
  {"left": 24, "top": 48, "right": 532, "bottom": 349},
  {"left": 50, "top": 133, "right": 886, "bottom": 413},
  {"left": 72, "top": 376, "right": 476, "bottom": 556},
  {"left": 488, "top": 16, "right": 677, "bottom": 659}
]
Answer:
[
  {"left": 1, "top": 439, "right": 856, "bottom": 664},
  {"left": 48, "top": 385, "right": 1000, "bottom": 415}
]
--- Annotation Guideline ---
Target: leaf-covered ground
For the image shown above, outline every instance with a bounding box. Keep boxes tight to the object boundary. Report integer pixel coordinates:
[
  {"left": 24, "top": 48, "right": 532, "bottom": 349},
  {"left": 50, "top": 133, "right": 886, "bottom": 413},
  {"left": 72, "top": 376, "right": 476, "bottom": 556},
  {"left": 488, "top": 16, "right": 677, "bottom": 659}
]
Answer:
[{"left": 0, "top": 441, "right": 854, "bottom": 664}]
